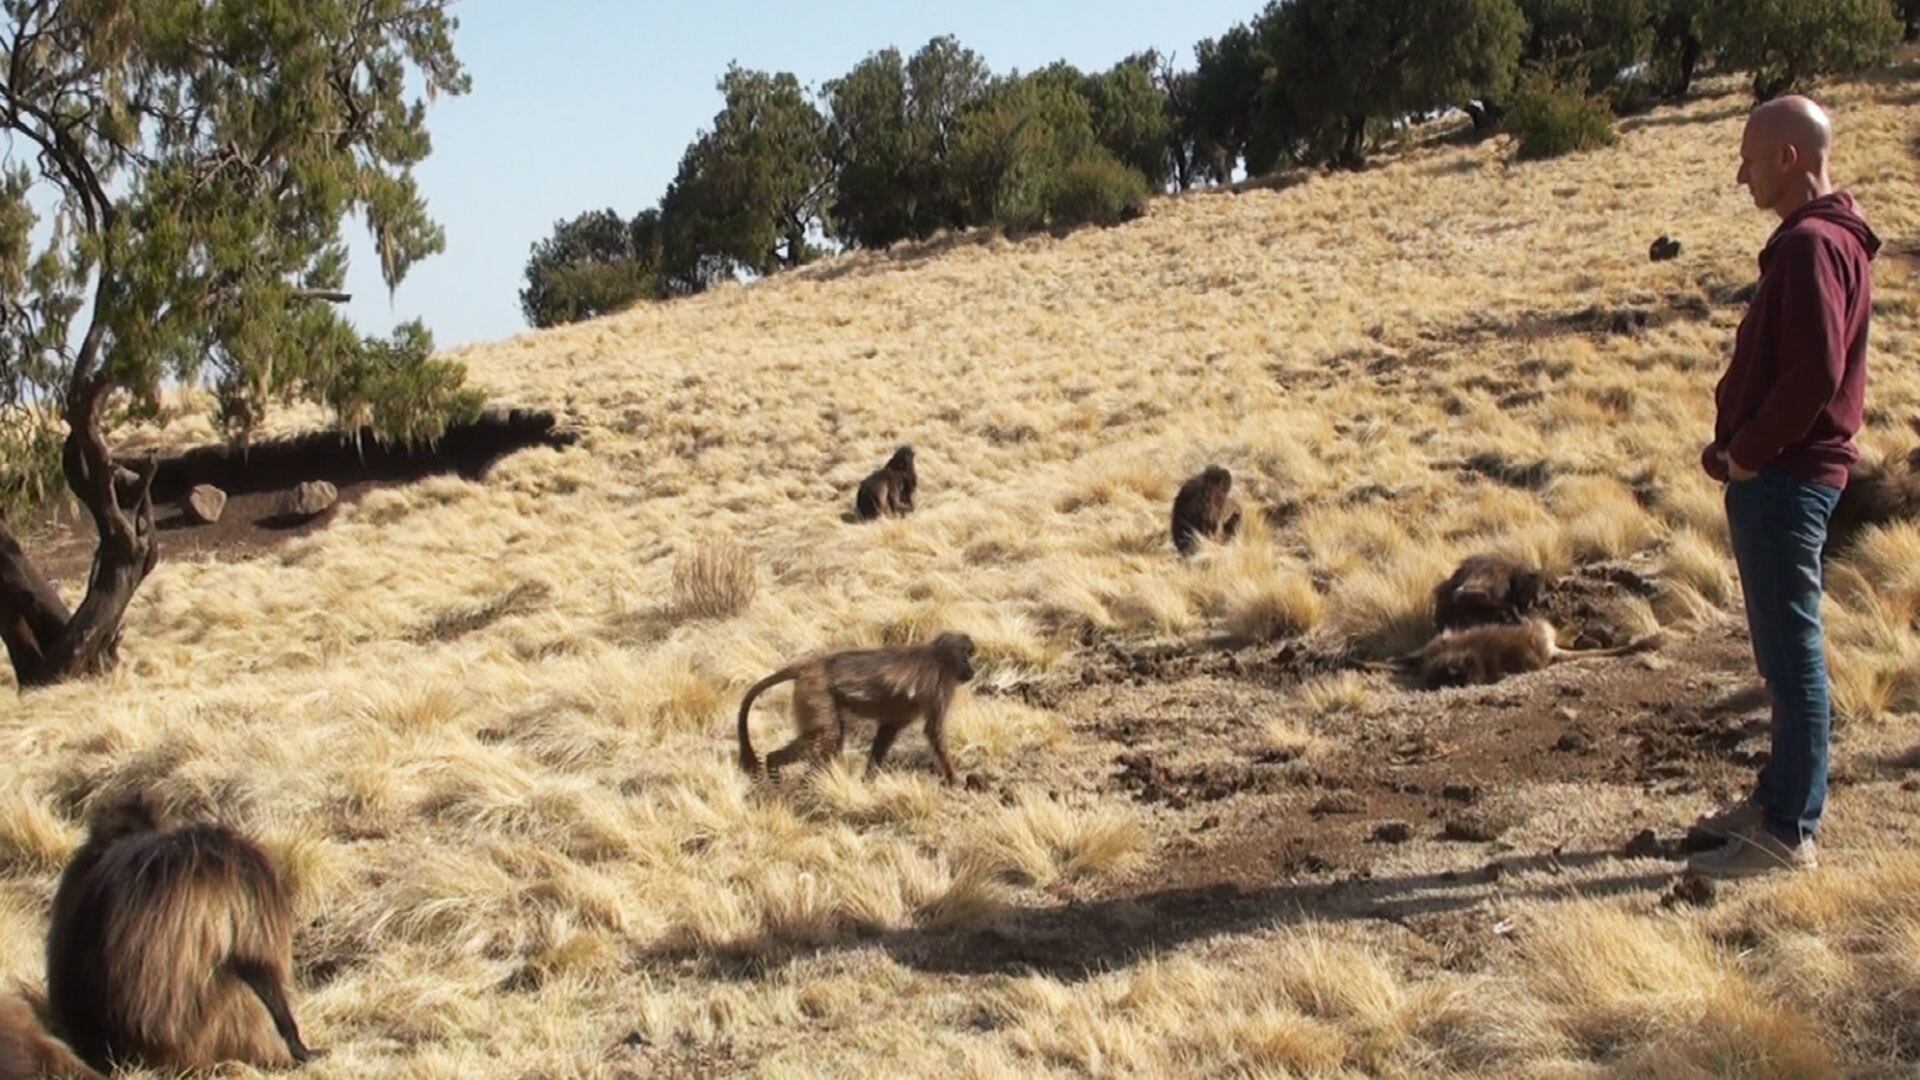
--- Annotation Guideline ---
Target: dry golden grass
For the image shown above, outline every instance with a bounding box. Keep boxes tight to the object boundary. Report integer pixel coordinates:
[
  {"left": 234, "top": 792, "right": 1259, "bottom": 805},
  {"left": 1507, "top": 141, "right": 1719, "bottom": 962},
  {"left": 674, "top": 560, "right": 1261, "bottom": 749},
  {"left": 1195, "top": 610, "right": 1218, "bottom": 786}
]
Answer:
[{"left": 1, "top": 67, "right": 1918, "bottom": 1076}]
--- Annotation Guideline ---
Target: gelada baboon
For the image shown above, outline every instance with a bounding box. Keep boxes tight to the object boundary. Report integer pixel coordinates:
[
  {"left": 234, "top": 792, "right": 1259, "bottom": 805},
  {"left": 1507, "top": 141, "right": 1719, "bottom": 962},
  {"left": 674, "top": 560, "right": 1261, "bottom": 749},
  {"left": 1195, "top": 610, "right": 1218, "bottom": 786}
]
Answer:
[
  {"left": 0, "top": 993, "right": 100, "bottom": 1080},
  {"left": 855, "top": 446, "right": 917, "bottom": 520},
  {"left": 1433, "top": 553, "right": 1545, "bottom": 632},
  {"left": 737, "top": 632, "right": 975, "bottom": 785},
  {"left": 1171, "top": 464, "right": 1243, "bottom": 555},
  {"left": 1376, "top": 618, "right": 1664, "bottom": 689},
  {"left": 46, "top": 790, "right": 318, "bottom": 1073}
]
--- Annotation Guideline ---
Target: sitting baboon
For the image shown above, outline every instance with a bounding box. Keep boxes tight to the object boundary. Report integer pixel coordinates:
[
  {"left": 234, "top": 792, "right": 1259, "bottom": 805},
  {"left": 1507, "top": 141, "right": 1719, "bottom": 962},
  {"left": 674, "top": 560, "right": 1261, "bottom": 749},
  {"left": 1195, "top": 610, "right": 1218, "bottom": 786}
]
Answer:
[
  {"left": 1648, "top": 235, "right": 1682, "bottom": 262},
  {"left": 0, "top": 993, "right": 100, "bottom": 1080},
  {"left": 1433, "top": 553, "right": 1545, "bottom": 632},
  {"left": 1171, "top": 465, "right": 1243, "bottom": 555},
  {"left": 737, "top": 632, "right": 975, "bottom": 785},
  {"left": 46, "top": 790, "right": 318, "bottom": 1073},
  {"left": 1376, "top": 619, "right": 1664, "bottom": 689},
  {"left": 1826, "top": 448, "right": 1920, "bottom": 558},
  {"left": 855, "top": 446, "right": 917, "bottom": 520}
]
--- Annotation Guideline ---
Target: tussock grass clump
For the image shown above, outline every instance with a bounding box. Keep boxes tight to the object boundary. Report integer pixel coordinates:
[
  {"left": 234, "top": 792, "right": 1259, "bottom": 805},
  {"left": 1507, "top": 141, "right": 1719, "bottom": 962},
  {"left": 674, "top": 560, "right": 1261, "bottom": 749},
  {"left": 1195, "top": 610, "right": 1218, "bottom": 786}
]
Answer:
[{"left": 672, "top": 536, "right": 758, "bottom": 619}]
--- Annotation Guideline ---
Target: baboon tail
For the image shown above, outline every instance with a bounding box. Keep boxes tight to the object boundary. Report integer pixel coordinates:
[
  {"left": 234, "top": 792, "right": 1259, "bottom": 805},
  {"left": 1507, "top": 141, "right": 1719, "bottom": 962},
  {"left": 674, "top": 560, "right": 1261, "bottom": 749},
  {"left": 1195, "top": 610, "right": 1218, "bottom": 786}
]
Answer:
[
  {"left": 232, "top": 958, "right": 316, "bottom": 1063},
  {"left": 1561, "top": 629, "right": 1667, "bottom": 661},
  {"left": 737, "top": 668, "right": 797, "bottom": 774}
]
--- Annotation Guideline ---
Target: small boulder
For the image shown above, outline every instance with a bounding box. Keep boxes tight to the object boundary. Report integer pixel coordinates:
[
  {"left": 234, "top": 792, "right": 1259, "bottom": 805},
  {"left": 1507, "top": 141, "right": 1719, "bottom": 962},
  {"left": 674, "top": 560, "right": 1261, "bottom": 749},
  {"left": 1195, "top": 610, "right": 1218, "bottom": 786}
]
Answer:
[
  {"left": 184, "top": 484, "right": 227, "bottom": 524},
  {"left": 285, "top": 480, "right": 338, "bottom": 519}
]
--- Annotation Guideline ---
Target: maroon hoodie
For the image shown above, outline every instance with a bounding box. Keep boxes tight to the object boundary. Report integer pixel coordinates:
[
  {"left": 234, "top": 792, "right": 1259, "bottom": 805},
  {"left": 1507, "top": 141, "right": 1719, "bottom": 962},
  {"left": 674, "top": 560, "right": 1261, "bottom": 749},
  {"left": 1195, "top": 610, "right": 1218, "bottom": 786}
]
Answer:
[{"left": 1702, "top": 192, "right": 1880, "bottom": 489}]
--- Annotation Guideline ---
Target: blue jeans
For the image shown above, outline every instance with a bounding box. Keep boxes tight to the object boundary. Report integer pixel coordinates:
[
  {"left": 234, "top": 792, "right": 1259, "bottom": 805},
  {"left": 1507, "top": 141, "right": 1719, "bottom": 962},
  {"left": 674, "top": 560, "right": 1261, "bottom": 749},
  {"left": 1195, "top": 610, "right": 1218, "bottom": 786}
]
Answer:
[{"left": 1724, "top": 470, "right": 1842, "bottom": 844}]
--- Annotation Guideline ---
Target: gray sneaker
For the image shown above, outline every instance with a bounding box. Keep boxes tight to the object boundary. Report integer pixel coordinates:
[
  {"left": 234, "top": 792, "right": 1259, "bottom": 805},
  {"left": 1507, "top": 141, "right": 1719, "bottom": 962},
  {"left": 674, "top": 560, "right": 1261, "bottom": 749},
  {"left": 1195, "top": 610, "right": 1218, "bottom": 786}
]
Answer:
[
  {"left": 1686, "top": 825, "right": 1816, "bottom": 879},
  {"left": 1688, "top": 798, "right": 1762, "bottom": 844}
]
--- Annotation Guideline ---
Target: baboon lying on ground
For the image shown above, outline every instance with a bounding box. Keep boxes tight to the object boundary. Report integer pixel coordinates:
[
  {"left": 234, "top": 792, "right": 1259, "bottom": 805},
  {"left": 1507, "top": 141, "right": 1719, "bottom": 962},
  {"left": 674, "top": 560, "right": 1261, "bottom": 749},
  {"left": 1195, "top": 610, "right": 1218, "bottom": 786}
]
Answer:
[
  {"left": 1171, "top": 465, "right": 1243, "bottom": 555},
  {"left": 738, "top": 632, "right": 975, "bottom": 785},
  {"left": 0, "top": 993, "right": 100, "bottom": 1080},
  {"left": 46, "top": 790, "right": 318, "bottom": 1073},
  {"left": 855, "top": 446, "right": 917, "bottom": 520},
  {"left": 1373, "top": 619, "right": 1664, "bottom": 689},
  {"left": 1433, "top": 553, "right": 1545, "bottom": 632}
]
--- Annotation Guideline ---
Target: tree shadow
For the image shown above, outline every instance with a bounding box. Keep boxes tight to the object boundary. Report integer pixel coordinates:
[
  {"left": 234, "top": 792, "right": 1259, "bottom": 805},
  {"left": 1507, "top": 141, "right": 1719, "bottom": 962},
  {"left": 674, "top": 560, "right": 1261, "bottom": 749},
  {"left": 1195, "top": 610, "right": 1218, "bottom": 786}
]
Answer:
[
  {"left": 1618, "top": 103, "right": 1750, "bottom": 135},
  {"left": 639, "top": 842, "right": 1685, "bottom": 983}
]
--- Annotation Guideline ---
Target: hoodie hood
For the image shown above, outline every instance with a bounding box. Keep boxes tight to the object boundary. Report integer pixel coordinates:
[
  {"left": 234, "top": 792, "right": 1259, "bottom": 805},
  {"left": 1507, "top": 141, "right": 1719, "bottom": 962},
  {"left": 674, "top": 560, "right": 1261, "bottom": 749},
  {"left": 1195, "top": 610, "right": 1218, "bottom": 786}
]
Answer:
[{"left": 1765, "top": 191, "right": 1882, "bottom": 266}]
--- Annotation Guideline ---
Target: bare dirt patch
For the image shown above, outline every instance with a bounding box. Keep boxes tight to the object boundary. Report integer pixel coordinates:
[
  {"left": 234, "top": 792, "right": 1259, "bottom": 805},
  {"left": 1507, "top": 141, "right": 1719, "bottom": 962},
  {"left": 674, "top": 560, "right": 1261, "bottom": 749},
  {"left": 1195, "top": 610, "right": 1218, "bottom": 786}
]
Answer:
[{"left": 25, "top": 409, "right": 574, "bottom": 584}]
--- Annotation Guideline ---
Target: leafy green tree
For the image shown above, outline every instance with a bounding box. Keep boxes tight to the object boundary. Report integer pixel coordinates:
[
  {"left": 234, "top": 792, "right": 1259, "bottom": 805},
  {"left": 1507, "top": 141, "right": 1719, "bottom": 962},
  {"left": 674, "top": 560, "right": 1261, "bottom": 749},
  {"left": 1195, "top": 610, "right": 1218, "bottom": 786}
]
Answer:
[
  {"left": 659, "top": 66, "right": 830, "bottom": 285},
  {"left": 520, "top": 208, "right": 663, "bottom": 328},
  {"left": 1514, "top": 0, "right": 1659, "bottom": 101},
  {"left": 0, "top": 0, "right": 474, "bottom": 687},
  {"left": 1178, "top": 25, "right": 1265, "bottom": 184},
  {"left": 1649, "top": 0, "right": 1708, "bottom": 99},
  {"left": 823, "top": 47, "right": 916, "bottom": 249},
  {"left": 822, "top": 37, "right": 988, "bottom": 249},
  {"left": 1701, "top": 0, "right": 1901, "bottom": 100},
  {"left": 1083, "top": 53, "right": 1173, "bottom": 189},
  {"left": 951, "top": 69, "right": 1103, "bottom": 232},
  {"left": 1258, "top": 0, "right": 1526, "bottom": 168}
]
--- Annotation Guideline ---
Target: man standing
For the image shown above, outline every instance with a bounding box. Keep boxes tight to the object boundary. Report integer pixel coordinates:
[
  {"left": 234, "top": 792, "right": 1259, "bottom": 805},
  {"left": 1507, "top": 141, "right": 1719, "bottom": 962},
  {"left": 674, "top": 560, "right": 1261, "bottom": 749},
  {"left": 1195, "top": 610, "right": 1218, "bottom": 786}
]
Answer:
[{"left": 1690, "top": 96, "right": 1880, "bottom": 878}]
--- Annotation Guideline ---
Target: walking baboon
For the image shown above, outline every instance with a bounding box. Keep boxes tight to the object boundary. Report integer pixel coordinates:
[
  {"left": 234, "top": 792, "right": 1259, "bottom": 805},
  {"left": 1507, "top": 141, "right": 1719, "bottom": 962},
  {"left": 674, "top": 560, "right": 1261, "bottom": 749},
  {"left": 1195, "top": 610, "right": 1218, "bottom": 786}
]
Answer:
[
  {"left": 1433, "top": 553, "right": 1545, "bottom": 632},
  {"left": 1171, "top": 465, "right": 1243, "bottom": 555},
  {"left": 0, "top": 993, "right": 100, "bottom": 1080},
  {"left": 737, "top": 632, "right": 976, "bottom": 785},
  {"left": 1375, "top": 619, "right": 1664, "bottom": 689},
  {"left": 46, "top": 790, "right": 318, "bottom": 1073},
  {"left": 855, "top": 446, "right": 917, "bottom": 520}
]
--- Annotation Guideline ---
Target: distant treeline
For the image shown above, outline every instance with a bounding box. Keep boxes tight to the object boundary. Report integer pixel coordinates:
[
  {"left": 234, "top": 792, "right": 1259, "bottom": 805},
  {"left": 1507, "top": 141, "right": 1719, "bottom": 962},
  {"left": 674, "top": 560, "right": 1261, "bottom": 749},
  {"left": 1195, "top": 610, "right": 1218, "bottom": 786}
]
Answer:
[{"left": 521, "top": 0, "right": 1916, "bottom": 329}]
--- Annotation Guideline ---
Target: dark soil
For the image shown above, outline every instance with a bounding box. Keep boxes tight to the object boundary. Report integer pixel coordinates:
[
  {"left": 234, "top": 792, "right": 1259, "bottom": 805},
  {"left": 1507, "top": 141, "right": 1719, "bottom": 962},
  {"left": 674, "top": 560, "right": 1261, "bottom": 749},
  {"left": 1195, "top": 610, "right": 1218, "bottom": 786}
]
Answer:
[{"left": 25, "top": 409, "right": 574, "bottom": 586}]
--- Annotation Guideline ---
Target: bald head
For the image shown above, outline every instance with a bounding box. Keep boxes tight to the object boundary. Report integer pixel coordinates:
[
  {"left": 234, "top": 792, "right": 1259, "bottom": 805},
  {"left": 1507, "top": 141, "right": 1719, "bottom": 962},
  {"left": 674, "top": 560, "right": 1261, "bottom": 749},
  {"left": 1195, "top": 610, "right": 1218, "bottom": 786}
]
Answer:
[{"left": 1738, "top": 96, "right": 1835, "bottom": 219}]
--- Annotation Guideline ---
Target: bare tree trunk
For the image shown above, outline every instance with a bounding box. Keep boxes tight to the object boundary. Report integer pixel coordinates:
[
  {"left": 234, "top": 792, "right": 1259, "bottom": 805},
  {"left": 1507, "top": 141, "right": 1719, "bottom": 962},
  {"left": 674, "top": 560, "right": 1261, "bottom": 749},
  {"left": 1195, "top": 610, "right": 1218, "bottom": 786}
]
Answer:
[{"left": 0, "top": 384, "right": 157, "bottom": 689}]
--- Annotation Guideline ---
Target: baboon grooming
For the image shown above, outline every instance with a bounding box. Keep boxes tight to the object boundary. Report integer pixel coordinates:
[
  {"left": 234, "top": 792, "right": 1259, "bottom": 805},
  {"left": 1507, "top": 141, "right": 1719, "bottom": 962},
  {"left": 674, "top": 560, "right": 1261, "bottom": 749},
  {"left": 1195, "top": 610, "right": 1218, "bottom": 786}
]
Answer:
[
  {"left": 0, "top": 994, "right": 100, "bottom": 1080},
  {"left": 1171, "top": 465, "right": 1243, "bottom": 555},
  {"left": 1378, "top": 619, "right": 1664, "bottom": 689},
  {"left": 737, "top": 632, "right": 976, "bottom": 785},
  {"left": 46, "top": 790, "right": 318, "bottom": 1073},
  {"left": 855, "top": 446, "right": 917, "bottom": 520},
  {"left": 1433, "top": 553, "right": 1545, "bottom": 632}
]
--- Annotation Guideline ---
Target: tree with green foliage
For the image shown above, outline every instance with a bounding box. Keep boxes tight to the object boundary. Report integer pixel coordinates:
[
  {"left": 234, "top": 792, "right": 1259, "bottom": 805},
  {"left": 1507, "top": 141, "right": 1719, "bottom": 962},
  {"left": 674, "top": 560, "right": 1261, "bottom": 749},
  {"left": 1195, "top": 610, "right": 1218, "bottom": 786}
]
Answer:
[
  {"left": 951, "top": 67, "right": 1148, "bottom": 233},
  {"left": 1649, "top": 0, "right": 1708, "bottom": 99},
  {"left": 1514, "top": 0, "right": 1659, "bottom": 103},
  {"left": 0, "top": 0, "right": 477, "bottom": 687},
  {"left": 823, "top": 37, "right": 989, "bottom": 250},
  {"left": 1177, "top": 25, "right": 1265, "bottom": 184},
  {"left": 1257, "top": 0, "right": 1527, "bottom": 168},
  {"left": 520, "top": 209, "right": 663, "bottom": 328},
  {"left": 659, "top": 66, "right": 830, "bottom": 287},
  {"left": 1701, "top": 0, "right": 1901, "bottom": 100},
  {"left": 1082, "top": 53, "right": 1173, "bottom": 190}
]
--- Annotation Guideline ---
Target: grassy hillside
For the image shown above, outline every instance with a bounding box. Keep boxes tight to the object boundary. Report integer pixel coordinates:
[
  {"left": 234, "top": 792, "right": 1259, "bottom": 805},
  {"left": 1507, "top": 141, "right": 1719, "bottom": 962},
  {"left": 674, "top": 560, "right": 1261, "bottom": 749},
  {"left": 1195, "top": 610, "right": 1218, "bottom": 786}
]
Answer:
[{"left": 3, "top": 67, "right": 1919, "bottom": 1077}]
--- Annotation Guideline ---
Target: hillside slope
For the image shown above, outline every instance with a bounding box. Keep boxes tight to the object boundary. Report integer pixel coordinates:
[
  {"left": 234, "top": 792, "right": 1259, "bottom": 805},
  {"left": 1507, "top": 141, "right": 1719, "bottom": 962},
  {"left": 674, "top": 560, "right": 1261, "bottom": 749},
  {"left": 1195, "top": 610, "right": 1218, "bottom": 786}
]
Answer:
[{"left": 3, "top": 70, "right": 1919, "bottom": 1077}]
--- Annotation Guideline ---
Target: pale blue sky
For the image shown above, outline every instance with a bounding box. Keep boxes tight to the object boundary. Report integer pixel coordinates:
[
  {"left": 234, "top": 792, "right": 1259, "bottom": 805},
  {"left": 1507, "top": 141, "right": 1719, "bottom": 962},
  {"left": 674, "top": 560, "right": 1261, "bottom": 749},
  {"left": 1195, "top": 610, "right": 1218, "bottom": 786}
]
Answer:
[{"left": 338, "top": 0, "right": 1261, "bottom": 348}]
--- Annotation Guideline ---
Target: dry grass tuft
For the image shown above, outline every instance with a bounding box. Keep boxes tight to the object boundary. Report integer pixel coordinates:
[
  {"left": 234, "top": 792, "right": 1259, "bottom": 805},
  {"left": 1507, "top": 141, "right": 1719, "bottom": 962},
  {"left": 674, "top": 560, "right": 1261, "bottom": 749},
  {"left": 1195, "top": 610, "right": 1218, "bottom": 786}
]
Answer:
[{"left": 672, "top": 536, "right": 758, "bottom": 619}]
